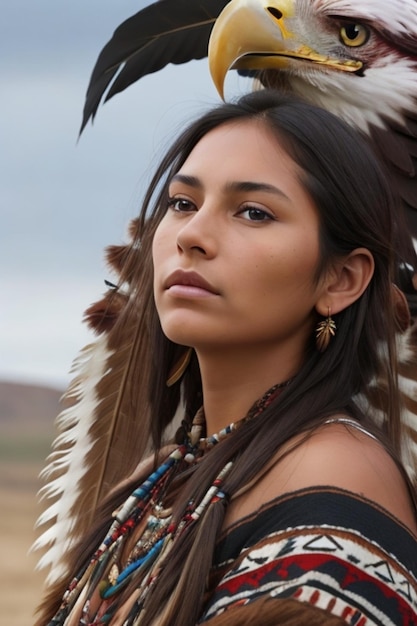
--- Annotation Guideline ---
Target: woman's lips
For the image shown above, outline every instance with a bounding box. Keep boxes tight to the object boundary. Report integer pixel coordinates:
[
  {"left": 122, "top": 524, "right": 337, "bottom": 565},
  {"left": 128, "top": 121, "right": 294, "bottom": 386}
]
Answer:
[{"left": 165, "top": 270, "right": 219, "bottom": 297}]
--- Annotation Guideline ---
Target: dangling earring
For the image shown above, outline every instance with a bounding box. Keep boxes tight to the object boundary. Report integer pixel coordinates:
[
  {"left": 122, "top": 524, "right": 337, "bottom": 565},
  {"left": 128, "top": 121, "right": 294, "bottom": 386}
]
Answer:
[
  {"left": 316, "top": 308, "right": 336, "bottom": 352},
  {"left": 166, "top": 348, "right": 193, "bottom": 387}
]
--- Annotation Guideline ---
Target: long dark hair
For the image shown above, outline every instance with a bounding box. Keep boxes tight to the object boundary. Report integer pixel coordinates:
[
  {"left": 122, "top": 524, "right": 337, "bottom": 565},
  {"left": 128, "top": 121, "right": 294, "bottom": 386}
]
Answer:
[
  {"left": 142, "top": 89, "right": 405, "bottom": 450},
  {"left": 37, "top": 90, "right": 413, "bottom": 625}
]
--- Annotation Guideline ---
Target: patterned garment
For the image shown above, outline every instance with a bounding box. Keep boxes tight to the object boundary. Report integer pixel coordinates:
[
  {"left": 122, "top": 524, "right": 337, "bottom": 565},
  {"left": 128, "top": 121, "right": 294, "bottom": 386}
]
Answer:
[{"left": 199, "top": 488, "right": 417, "bottom": 625}]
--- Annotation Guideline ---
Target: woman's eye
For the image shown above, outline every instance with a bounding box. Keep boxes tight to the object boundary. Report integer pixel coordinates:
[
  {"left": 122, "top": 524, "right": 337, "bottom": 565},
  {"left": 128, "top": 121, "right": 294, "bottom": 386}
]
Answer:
[
  {"left": 240, "top": 207, "right": 273, "bottom": 222},
  {"left": 167, "top": 197, "right": 195, "bottom": 212}
]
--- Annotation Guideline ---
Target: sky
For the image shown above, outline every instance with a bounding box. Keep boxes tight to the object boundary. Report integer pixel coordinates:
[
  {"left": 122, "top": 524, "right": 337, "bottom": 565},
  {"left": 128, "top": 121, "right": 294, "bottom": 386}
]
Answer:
[{"left": 1, "top": 0, "right": 248, "bottom": 389}]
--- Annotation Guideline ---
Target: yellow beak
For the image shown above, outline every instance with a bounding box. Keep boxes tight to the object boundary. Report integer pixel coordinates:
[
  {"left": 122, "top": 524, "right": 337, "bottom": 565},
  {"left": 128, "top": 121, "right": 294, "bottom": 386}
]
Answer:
[{"left": 208, "top": 0, "right": 363, "bottom": 98}]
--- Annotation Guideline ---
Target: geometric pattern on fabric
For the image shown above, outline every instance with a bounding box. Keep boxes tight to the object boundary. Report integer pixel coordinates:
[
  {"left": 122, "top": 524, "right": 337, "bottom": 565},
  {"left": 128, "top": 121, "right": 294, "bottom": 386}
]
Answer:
[{"left": 200, "top": 489, "right": 417, "bottom": 625}]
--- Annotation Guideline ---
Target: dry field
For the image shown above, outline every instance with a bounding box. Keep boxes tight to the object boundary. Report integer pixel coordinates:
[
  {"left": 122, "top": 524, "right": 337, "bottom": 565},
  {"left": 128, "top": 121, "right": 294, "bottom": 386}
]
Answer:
[
  {"left": 0, "top": 381, "right": 62, "bottom": 624},
  {"left": 1, "top": 457, "right": 51, "bottom": 624}
]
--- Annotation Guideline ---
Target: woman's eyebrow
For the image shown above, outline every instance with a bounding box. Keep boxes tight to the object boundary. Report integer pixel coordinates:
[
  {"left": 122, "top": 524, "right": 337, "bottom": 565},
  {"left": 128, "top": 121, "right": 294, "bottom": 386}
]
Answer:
[
  {"left": 170, "top": 174, "right": 290, "bottom": 201},
  {"left": 226, "top": 180, "right": 290, "bottom": 201},
  {"left": 170, "top": 173, "right": 202, "bottom": 188}
]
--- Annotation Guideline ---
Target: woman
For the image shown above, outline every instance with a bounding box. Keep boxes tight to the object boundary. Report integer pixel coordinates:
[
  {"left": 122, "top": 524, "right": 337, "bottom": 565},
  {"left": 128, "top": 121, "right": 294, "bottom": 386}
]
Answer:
[{"left": 36, "top": 90, "right": 417, "bottom": 625}]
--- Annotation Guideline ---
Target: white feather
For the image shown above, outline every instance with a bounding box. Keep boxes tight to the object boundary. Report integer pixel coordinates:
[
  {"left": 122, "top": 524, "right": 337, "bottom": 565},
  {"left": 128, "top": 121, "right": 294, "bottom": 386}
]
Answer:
[{"left": 32, "top": 334, "right": 113, "bottom": 583}]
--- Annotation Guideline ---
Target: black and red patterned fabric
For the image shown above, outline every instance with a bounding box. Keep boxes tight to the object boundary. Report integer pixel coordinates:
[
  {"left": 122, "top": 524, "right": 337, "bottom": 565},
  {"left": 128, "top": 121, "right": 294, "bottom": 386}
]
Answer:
[{"left": 199, "top": 488, "right": 417, "bottom": 625}]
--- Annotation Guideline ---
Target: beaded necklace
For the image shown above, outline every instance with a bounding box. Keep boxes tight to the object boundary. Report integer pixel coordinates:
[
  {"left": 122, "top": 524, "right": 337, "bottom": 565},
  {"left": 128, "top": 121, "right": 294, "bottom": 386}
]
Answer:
[{"left": 49, "top": 381, "right": 289, "bottom": 626}]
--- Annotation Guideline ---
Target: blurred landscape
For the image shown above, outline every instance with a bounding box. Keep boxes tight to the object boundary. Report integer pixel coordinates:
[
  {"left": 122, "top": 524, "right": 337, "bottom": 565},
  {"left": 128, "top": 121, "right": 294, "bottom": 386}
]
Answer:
[{"left": 0, "top": 381, "right": 62, "bottom": 625}]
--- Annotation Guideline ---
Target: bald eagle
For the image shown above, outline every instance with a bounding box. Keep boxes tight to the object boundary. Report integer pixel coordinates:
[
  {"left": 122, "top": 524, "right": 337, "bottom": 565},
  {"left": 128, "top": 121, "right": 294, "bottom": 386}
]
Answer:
[{"left": 34, "top": 0, "right": 417, "bottom": 585}]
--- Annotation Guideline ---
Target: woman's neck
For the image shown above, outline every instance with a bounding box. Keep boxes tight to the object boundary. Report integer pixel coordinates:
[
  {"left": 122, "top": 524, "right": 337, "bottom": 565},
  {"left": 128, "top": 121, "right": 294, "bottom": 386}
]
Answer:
[{"left": 196, "top": 345, "right": 301, "bottom": 435}]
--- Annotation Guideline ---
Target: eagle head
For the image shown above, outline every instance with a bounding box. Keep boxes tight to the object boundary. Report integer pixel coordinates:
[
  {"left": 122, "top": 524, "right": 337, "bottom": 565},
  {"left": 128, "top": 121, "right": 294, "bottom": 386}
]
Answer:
[{"left": 208, "top": 0, "right": 417, "bottom": 134}]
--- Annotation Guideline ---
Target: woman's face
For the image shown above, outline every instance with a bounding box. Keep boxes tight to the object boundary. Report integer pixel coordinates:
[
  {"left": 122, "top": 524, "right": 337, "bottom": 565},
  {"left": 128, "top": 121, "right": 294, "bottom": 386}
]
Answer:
[{"left": 152, "top": 120, "right": 325, "bottom": 360}]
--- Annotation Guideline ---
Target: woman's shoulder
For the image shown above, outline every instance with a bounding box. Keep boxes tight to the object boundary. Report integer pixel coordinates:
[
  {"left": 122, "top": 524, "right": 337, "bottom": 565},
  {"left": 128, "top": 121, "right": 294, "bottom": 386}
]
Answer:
[{"left": 225, "top": 417, "right": 417, "bottom": 535}]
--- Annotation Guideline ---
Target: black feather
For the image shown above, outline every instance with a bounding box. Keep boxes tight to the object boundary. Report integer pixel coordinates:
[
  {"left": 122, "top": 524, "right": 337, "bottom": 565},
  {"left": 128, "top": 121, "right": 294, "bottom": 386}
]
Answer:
[{"left": 80, "top": 0, "right": 228, "bottom": 133}]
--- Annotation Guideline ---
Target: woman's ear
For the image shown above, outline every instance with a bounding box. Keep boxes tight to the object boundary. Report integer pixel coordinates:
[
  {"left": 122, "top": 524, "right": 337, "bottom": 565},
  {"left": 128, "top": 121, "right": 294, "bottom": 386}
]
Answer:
[{"left": 316, "top": 248, "right": 375, "bottom": 316}]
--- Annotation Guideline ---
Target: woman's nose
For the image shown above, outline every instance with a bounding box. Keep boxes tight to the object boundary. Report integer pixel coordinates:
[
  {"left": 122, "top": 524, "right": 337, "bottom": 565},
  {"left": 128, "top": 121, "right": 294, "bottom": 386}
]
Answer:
[{"left": 176, "top": 208, "right": 218, "bottom": 258}]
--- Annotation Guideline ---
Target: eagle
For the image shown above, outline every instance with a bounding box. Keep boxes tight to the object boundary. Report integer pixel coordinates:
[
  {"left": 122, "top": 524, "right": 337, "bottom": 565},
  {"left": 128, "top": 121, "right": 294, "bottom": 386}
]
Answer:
[
  {"left": 34, "top": 0, "right": 417, "bottom": 585},
  {"left": 80, "top": 0, "right": 417, "bottom": 234}
]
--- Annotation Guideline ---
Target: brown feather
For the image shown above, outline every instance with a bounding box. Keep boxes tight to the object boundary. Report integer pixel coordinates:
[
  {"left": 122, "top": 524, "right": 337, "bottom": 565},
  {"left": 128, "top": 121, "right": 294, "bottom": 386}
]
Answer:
[
  {"left": 84, "top": 289, "right": 129, "bottom": 334},
  {"left": 34, "top": 220, "right": 155, "bottom": 582},
  {"left": 105, "top": 243, "right": 135, "bottom": 276}
]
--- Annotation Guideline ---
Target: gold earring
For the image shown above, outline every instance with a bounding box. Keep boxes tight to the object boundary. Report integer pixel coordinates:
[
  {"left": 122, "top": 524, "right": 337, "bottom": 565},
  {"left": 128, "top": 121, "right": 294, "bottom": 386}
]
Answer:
[
  {"left": 316, "top": 308, "right": 336, "bottom": 352},
  {"left": 166, "top": 348, "right": 193, "bottom": 387}
]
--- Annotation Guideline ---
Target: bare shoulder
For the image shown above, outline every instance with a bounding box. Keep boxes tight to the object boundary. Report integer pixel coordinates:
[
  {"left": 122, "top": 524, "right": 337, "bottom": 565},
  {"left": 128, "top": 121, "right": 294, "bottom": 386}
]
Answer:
[
  {"left": 226, "top": 420, "right": 417, "bottom": 534},
  {"left": 269, "top": 421, "right": 417, "bottom": 532}
]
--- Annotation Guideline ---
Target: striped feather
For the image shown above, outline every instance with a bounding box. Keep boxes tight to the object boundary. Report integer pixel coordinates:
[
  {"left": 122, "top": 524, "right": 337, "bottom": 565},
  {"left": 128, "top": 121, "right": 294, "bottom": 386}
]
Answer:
[
  {"left": 33, "top": 222, "right": 153, "bottom": 583},
  {"left": 355, "top": 324, "right": 417, "bottom": 488},
  {"left": 33, "top": 335, "right": 114, "bottom": 581},
  {"left": 396, "top": 325, "right": 417, "bottom": 484}
]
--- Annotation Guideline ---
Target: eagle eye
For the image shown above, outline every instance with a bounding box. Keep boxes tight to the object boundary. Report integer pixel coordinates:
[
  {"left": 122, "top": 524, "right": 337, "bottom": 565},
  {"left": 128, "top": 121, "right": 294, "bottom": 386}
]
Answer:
[{"left": 339, "top": 23, "right": 369, "bottom": 47}]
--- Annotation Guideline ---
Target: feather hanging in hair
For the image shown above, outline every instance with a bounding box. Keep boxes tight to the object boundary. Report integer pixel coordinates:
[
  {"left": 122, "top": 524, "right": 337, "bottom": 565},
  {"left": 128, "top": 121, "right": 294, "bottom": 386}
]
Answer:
[
  {"left": 33, "top": 333, "right": 115, "bottom": 581},
  {"left": 392, "top": 325, "right": 417, "bottom": 484},
  {"left": 33, "top": 219, "right": 155, "bottom": 583},
  {"left": 355, "top": 322, "right": 417, "bottom": 488},
  {"left": 392, "top": 288, "right": 417, "bottom": 484}
]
